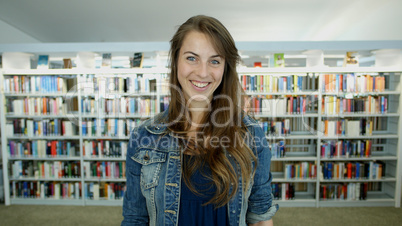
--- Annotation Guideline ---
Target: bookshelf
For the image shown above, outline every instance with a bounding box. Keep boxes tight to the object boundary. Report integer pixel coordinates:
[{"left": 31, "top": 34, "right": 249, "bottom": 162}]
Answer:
[
  {"left": 0, "top": 56, "right": 401, "bottom": 208},
  {"left": 240, "top": 66, "right": 402, "bottom": 208}
]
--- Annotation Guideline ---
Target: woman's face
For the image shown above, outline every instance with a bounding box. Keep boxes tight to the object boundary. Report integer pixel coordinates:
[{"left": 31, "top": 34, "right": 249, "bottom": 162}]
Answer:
[{"left": 177, "top": 31, "right": 225, "bottom": 104}]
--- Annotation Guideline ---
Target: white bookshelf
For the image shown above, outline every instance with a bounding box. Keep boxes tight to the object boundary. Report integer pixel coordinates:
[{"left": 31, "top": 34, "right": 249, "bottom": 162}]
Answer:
[{"left": 0, "top": 53, "right": 401, "bottom": 208}]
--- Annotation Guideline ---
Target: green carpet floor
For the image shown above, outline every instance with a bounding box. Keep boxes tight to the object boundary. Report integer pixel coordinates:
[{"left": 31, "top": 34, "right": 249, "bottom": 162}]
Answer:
[{"left": 0, "top": 205, "right": 401, "bottom": 226}]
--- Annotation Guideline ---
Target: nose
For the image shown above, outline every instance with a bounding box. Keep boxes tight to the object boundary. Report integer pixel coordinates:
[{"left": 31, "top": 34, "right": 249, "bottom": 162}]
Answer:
[{"left": 196, "top": 63, "right": 209, "bottom": 78}]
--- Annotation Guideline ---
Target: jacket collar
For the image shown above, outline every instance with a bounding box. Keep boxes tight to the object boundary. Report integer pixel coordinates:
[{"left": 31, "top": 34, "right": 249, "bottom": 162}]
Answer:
[{"left": 145, "top": 110, "right": 169, "bottom": 134}]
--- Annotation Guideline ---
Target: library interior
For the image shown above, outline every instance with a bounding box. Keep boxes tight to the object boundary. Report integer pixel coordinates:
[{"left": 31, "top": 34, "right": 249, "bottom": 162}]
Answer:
[{"left": 0, "top": 0, "right": 402, "bottom": 225}]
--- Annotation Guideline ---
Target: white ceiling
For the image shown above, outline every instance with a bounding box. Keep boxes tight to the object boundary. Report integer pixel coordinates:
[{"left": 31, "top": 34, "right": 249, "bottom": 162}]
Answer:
[{"left": 0, "top": 0, "right": 402, "bottom": 43}]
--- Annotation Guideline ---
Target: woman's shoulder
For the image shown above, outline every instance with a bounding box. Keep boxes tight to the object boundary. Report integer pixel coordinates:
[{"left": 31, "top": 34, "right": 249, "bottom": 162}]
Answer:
[
  {"left": 242, "top": 112, "right": 260, "bottom": 127},
  {"left": 134, "top": 110, "right": 169, "bottom": 133}
]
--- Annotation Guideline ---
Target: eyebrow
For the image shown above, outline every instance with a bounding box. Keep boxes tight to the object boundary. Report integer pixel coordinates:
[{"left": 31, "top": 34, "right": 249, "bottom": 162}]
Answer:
[{"left": 183, "top": 51, "right": 222, "bottom": 58}]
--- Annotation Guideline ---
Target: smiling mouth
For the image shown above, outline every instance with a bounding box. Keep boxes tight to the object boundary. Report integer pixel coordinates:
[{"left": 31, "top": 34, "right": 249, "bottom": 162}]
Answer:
[{"left": 190, "top": 80, "right": 210, "bottom": 88}]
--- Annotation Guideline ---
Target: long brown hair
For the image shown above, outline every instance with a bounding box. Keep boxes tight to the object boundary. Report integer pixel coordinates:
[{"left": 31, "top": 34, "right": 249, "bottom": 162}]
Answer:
[{"left": 167, "top": 15, "right": 256, "bottom": 207}]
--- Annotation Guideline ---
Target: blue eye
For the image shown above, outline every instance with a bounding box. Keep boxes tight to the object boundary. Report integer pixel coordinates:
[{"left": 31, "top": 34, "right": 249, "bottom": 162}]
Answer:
[
  {"left": 187, "top": 56, "right": 196, "bottom": 61},
  {"left": 211, "top": 60, "right": 220, "bottom": 65}
]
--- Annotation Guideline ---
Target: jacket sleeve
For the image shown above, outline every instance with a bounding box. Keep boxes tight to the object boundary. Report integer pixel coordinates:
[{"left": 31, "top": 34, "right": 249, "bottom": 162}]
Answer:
[
  {"left": 121, "top": 127, "right": 149, "bottom": 226},
  {"left": 246, "top": 124, "right": 279, "bottom": 224}
]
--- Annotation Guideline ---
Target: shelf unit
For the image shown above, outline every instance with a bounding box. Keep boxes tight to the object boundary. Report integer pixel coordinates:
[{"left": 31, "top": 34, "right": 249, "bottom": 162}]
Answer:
[
  {"left": 1, "top": 65, "right": 401, "bottom": 208},
  {"left": 242, "top": 66, "right": 402, "bottom": 207}
]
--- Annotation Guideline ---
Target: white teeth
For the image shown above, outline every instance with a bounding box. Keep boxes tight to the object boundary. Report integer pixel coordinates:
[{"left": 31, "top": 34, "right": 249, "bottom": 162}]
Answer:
[{"left": 191, "top": 80, "right": 209, "bottom": 88}]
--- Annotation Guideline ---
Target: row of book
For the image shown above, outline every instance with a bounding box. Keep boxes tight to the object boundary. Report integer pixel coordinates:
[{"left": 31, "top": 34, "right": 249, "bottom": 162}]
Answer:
[
  {"left": 11, "top": 161, "right": 80, "bottom": 179},
  {"left": 7, "top": 140, "right": 79, "bottom": 158},
  {"left": 10, "top": 181, "right": 81, "bottom": 199},
  {"left": 83, "top": 162, "right": 126, "bottom": 179},
  {"left": 322, "top": 74, "right": 386, "bottom": 93},
  {"left": 259, "top": 119, "right": 291, "bottom": 136},
  {"left": 81, "top": 75, "right": 165, "bottom": 94},
  {"left": 83, "top": 140, "right": 128, "bottom": 159},
  {"left": 82, "top": 119, "right": 141, "bottom": 137},
  {"left": 7, "top": 119, "right": 77, "bottom": 137},
  {"left": 284, "top": 162, "right": 317, "bottom": 179},
  {"left": 246, "top": 95, "right": 318, "bottom": 115},
  {"left": 3, "top": 75, "right": 69, "bottom": 94},
  {"left": 81, "top": 97, "right": 157, "bottom": 115},
  {"left": 321, "top": 161, "right": 385, "bottom": 180},
  {"left": 85, "top": 182, "right": 126, "bottom": 200},
  {"left": 271, "top": 183, "right": 295, "bottom": 200},
  {"left": 322, "top": 96, "right": 388, "bottom": 115},
  {"left": 271, "top": 141, "right": 286, "bottom": 159},
  {"left": 5, "top": 97, "right": 67, "bottom": 115},
  {"left": 240, "top": 74, "right": 318, "bottom": 93},
  {"left": 320, "top": 183, "right": 368, "bottom": 200},
  {"left": 322, "top": 119, "right": 373, "bottom": 137},
  {"left": 321, "top": 140, "right": 372, "bottom": 158}
]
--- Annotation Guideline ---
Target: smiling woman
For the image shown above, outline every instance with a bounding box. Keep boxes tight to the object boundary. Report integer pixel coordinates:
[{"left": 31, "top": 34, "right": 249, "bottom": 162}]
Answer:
[{"left": 122, "top": 15, "right": 278, "bottom": 226}]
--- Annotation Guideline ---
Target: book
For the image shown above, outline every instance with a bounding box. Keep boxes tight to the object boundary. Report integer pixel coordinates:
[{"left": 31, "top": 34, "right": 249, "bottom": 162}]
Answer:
[
  {"left": 101, "top": 53, "right": 112, "bottom": 68},
  {"left": 63, "top": 58, "right": 72, "bottom": 69},
  {"left": 274, "top": 53, "right": 285, "bottom": 67},
  {"left": 254, "top": 62, "right": 262, "bottom": 67},
  {"left": 344, "top": 52, "right": 359, "bottom": 67},
  {"left": 37, "top": 55, "right": 49, "bottom": 69},
  {"left": 132, "top": 52, "right": 143, "bottom": 68}
]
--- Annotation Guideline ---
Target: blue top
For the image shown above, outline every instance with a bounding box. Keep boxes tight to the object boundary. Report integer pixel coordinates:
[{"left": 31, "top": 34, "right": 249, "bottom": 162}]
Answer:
[{"left": 178, "top": 158, "right": 229, "bottom": 226}]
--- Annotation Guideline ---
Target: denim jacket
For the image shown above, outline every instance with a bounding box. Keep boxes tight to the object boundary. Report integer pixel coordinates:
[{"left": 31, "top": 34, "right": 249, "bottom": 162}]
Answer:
[{"left": 122, "top": 110, "right": 279, "bottom": 226}]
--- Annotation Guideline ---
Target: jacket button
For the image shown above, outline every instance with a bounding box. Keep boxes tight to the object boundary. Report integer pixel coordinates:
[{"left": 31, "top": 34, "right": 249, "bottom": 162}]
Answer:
[{"left": 144, "top": 155, "right": 150, "bottom": 161}]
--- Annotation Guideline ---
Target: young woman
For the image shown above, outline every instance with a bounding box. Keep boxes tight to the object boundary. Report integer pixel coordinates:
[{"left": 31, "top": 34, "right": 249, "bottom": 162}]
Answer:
[{"left": 122, "top": 15, "right": 278, "bottom": 226}]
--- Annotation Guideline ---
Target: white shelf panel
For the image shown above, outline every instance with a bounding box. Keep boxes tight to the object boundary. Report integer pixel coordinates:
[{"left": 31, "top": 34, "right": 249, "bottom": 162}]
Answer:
[
  {"left": 4, "top": 93, "right": 76, "bottom": 97},
  {"left": 272, "top": 178, "right": 317, "bottom": 183},
  {"left": 271, "top": 156, "right": 317, "bottom": 161},
  {"left": 320, "top": 134, "right": 399, "bottom": 139},
  {"left": 237, "top": 66, "right": 402, "bottom": 74},
  {"left": 81, "top": 113, "right": 154, "bottom": 118},
  {"left": 7, "top": 136, "right": 80, "bottom": 140},
  {"left": 81, "top": 136, "right": 129, "bottom": 140},
  {"left": 83, "top": 157, "right": 125, "bottom": 161},
  {"left": 246, "top": 91, "right": 319, "bottom": 96},
  {"left": 323, "top": 90, "right": 400, "bottom": 96},
  {"left": 9, "top": 156, "right": 81, "bottom": 161},
  {"left": 10, "top": 198, "right": 83, "bottom": 205},
  {"left": 10, "top": 177, "right": 82, "bottom": 182},
  {"left": 267, "top": 134, "right": 317, "bottom": 140},
  {"left": 254, "top": 113, "right": 319, "bottom": 118},
  {"left": 84, "top": 177, "right": 126, "bottom": 182},
  {"left": 6, "top": 113, "right": 79, "bottom": 119},
  {"left": 102, "top": 92, "right": 158, "bottom": 97},
  {"left": 320, "top": 156, "right": 398, "bottom": 161},
  {"left": 320, "top": 177, "right": 396, "bottom": 183},
  {"left": 321, "top": 113, "right": 399, "bottom": 118},
  {"left": 2, "top": 68, "right": 170, "bottom": 75}
]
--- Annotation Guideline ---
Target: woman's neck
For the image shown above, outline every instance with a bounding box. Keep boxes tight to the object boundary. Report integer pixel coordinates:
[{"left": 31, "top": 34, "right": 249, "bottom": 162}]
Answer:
[{"left": 187, "top": 99, "right": 210, "bottom": 127}]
